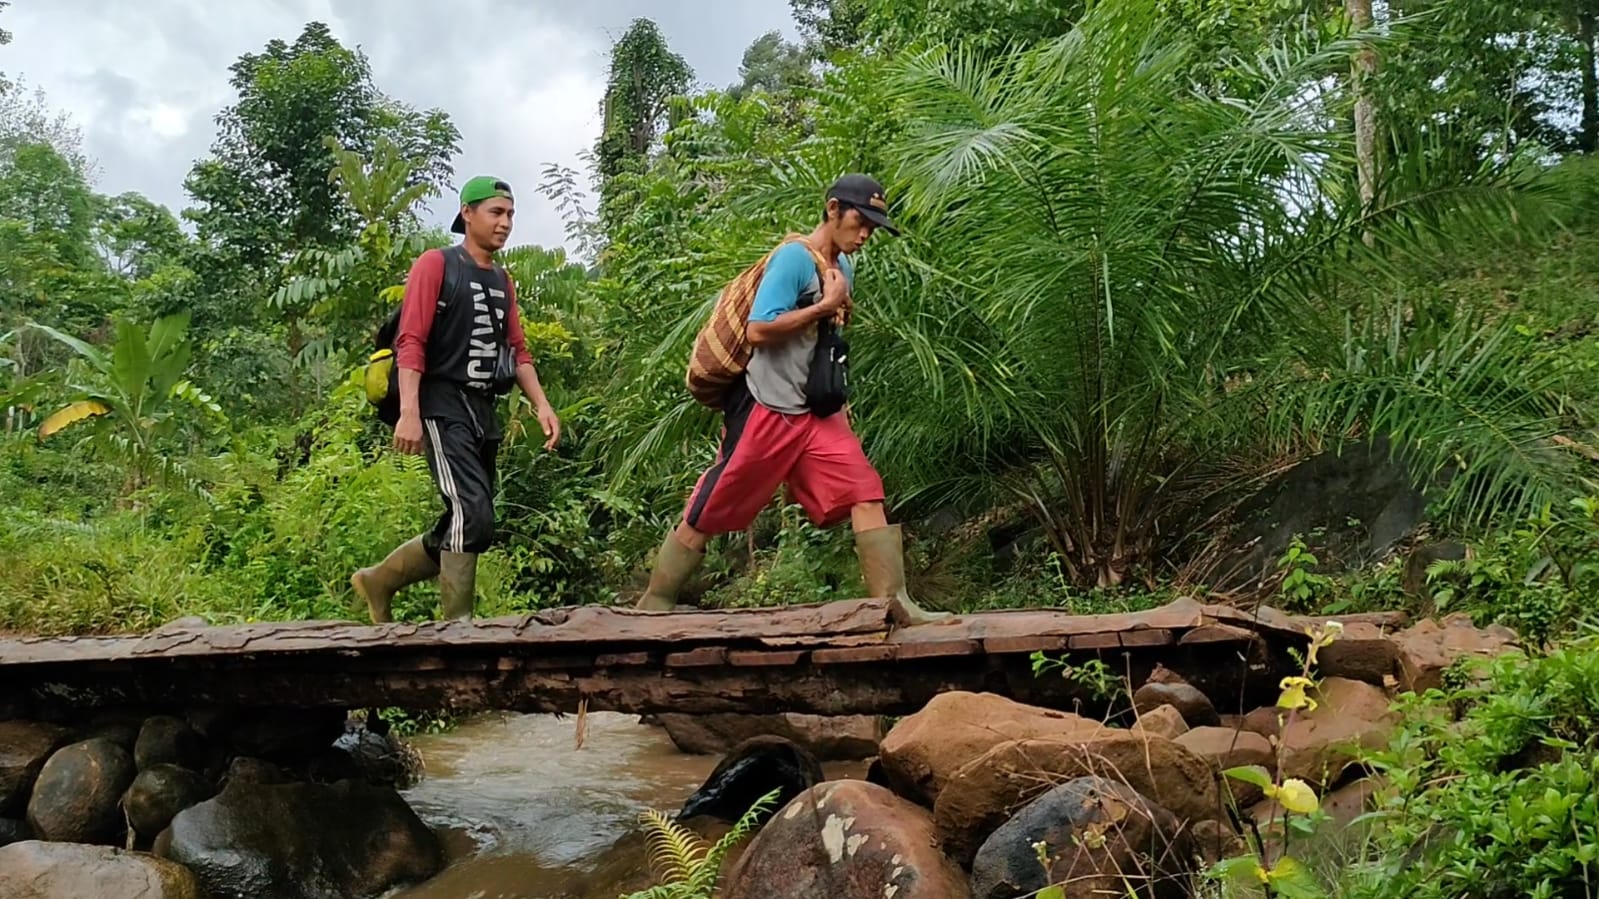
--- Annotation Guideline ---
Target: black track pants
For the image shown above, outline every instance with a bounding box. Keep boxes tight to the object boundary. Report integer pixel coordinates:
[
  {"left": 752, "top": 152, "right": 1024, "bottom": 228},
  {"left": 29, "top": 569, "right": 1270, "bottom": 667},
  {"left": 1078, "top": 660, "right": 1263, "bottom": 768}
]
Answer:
[{"left": 420, "top": 416, "right": 500, "bottom": 556}]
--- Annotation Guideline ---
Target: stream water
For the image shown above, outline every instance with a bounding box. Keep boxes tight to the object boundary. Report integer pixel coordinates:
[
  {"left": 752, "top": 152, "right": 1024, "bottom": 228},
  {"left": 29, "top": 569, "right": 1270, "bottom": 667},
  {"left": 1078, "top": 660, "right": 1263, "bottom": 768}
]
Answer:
[{"left": 390, "top": 710, "right": 719, "bottom": 899}]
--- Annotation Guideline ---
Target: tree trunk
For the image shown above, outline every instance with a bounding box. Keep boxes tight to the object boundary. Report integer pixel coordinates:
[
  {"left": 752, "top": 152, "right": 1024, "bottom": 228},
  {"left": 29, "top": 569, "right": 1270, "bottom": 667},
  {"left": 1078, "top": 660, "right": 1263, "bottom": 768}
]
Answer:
[
  {"left": 1347, "top": 0, "right": 1378, "bottom": 239},
  {"left": 1581, "top": 4, "right": 1598, "bottom": 153}
]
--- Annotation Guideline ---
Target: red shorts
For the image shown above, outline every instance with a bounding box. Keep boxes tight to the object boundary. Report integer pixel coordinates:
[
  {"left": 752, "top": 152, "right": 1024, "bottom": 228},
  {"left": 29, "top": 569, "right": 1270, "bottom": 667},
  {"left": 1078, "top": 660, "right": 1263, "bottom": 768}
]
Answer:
[{"left": 682, "top": 392, "right": 886, "bottom": 536}]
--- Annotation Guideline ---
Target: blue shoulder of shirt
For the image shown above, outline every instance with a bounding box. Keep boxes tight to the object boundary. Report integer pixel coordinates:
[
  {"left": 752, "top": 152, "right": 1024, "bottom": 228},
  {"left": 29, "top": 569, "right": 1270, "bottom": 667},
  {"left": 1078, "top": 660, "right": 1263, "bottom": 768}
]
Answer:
[{"left": 750, "top": 242, "right": 821, "bottom": 323}]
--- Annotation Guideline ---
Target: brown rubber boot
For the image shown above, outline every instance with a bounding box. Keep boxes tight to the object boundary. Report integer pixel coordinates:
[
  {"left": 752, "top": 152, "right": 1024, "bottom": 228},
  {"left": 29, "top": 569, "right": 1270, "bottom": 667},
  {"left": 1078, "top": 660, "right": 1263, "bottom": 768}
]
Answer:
[
  {"left": 636, "top": 530, "right": 704, "bottom": 611},
  {"left": 438, "top": 551, "right": 478, "bottom": 621},
  {"left": 351, "top": 536, "right": 439, "bottom": 624},
  {"left": 855, "top": 524, "right": 955, "bottom": 627}
]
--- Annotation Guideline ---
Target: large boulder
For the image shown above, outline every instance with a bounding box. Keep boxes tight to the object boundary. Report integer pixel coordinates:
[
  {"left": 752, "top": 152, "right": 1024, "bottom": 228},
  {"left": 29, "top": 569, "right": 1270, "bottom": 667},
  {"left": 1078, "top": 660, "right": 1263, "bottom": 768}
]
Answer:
[
  {"left": 879, "top": 692, "right": 1104, "bottom": 806},
  {"left": 26, "top": 737, "right": 137, "bottom": 844},
  {"left": 722, "top": 780, "right": 969, "bottom": 899},
  {"left": 1174, "top": 727, "right": 1275, "bottom": 807},
  {"left": 933, "top": 731, "right": 1222, "bottom": 866},
  {"left": 0, "top": 840, "right": 203, "bottom": 899},
  {"left": 155, "top": 777, "right": 444, "bottom": 899},
  {"left": 1278, "top": 677, "right": 1397, "bottom": 789},
  {"left": 1392, "top": 614, "right": 1521, "bottom": 694},
  {"left": 970, "top": 777, "right": 1195, "bottom": 899},
  {"left": 0, "top": 721, "right": 72, "bottom": 815},
  {"left": 658, "top": 713, "right": 884, "bottom": 761},
  {"left": 679, "top": 735, "right": 823, "bottom": 823}
]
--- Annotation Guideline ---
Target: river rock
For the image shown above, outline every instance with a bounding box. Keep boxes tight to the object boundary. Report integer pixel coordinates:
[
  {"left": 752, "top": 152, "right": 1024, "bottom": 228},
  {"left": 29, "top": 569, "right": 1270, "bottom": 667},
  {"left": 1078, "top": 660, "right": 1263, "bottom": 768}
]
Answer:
[
  {"left": 156, "top": 777, "right": 444, "bottom": 899},
  {"left": 26, "top": 737, "right": 136, "bottom": 844},
  {"left": 1174, "top": 727, "right": 1275, "bottom": 806},
  {"left": 309, "top": 726, "right": 420, "bottom": 789},
  {"left": 136, "top": 715, "right": 209, "bottom": 772},
  {"left": 1238, "top": 706, "right": 1282, "bottom": 741},
  {"left": 679, "top": 735, "right": 823, "bottom": 823},
  {"left": 1278, "top": 677, "right": 1397, "bottom": 789},
  {"left": 1132, "top": 680, "right": 1220, "bottom": 727},
  {"left": 1392, "top": 614, "right": 1521, "bottom": 694},
  {"left": 970, "top": 776, "right": 1194, "bottom": 899},
  {"left": 658, "top": 713, "right": 884, "bottom": 761},
  {"left": 124, "top": 764, "right": 215, "bottom": 842},
  {"left": 0, "top": 720, "right": 73, "bottom": 815},
  {"left": 219, "top": 755, "right": 294, "bottom": 788},
  {"left": 0, "top": 817, "right": 31, "bottom": 847},
  {"left": 1314, "top": 621, "right": 1402, "bottom": 685},
  {"left": 1131, "top": 705, "right": 1189, "bottom": 740},
  {"left": 0, "top": 840, "right": 203, "bottom": 899},
  {"left": 722, "top": 780, "right": 969, "bottom": 899},
  {"left": 933, "top": 730, "right": 1221, "bottom": 865},
  {"left": 879, "top": 691, "right": 1104, "bottom": 806}
]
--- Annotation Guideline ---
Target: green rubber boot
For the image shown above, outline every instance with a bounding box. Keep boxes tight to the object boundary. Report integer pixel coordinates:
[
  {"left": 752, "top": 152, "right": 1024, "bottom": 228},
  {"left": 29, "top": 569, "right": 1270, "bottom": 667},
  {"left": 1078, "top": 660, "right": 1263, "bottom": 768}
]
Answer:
[
  {"left": 855, "top": 524, "right": 954, "bottom": 627},
  {"left": 636, "top": 530, "right": 704, "bottom": 612},
  {"left": 351, "top": 536, "right": 439, "bottom": 624},
  {"left": 438, "top": 551, "right": 478, "bottom": 621}
]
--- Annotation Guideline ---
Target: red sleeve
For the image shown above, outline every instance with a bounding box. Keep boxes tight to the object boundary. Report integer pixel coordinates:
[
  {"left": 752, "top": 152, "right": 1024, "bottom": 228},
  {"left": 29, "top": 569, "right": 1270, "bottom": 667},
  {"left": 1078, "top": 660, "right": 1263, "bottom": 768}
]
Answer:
[
  {"left": 504, "top": 273, "right": 534, "bottom": 367},
  {"left": 395, "top": 249, "right": 444, "bottom": 372}
]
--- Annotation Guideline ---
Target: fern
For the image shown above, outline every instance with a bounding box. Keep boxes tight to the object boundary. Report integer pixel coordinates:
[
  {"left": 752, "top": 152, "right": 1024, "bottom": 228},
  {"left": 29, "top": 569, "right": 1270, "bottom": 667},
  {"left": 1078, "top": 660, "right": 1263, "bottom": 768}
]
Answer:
[{"left": 623, "top": 787, "right": 783, "bottom": 899}]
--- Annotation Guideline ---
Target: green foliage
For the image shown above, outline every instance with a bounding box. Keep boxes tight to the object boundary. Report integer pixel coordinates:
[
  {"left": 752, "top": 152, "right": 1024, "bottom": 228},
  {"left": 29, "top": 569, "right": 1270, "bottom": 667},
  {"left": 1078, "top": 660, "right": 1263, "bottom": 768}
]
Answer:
[
  {"left": 183, "top": 21, "right": 459, "bottom": 274},
  {"left": 1423, "top": 498, "right": 1599, "bottom": 645},
  {"left": 595, "top": 18, "right": 694, "bottom": 191},
  {"left": 22, "top": 312, "right": 223, "bottom": 494},
  {"left": 625, "top": 788, "right": 782, "bottom": 899},
  {"left": 1339, "top": 638, "right": 1599, "bottom": 899}
]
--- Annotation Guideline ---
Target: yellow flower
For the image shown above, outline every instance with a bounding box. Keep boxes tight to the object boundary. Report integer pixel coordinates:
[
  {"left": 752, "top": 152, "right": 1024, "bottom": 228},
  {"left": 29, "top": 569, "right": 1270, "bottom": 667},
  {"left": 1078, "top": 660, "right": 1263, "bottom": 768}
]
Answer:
[
  {"left": 1277, "top": 676, "right": 1317, "bottom": 712},
  {"left": 1303, "top": 619, "right": 1343, "bottom": 667},
  {"left": 1266, "top": 778, "right": 1320, "bottom": 815}
]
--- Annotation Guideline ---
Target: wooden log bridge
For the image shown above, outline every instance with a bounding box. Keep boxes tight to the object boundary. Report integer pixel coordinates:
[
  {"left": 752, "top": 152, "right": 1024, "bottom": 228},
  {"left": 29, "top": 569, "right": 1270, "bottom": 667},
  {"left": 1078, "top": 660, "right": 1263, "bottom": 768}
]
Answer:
[{"left": 0, "top": 598, "right": 1401, "bottom": 721}]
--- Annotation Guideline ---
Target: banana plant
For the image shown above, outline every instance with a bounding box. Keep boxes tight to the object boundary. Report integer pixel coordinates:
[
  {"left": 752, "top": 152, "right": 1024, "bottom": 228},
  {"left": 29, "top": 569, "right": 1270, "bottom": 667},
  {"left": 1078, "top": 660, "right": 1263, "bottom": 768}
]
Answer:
[{"left": 28, "top": 311, "right": 224, "bottom": 493}]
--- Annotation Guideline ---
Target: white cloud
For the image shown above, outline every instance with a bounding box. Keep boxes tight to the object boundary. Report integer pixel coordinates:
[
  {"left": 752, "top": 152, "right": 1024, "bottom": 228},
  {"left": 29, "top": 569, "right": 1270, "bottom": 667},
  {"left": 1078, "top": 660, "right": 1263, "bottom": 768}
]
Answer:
[{"left": 1, "top": 0, "right": 797, "bottom": 254}]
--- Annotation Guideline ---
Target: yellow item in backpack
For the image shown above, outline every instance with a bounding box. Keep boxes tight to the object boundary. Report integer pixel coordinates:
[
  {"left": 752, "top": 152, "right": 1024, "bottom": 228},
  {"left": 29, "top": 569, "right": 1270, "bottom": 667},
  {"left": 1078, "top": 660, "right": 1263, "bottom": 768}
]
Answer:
[{"left": 365, "top": 348, "right": 395, "bottom": 405}]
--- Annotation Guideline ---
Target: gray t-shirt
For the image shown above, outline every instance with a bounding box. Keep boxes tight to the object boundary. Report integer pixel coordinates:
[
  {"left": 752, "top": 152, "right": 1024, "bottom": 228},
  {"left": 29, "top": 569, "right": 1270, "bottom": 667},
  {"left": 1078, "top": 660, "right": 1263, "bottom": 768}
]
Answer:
[{"left": 745, "top": 241, "right": 854, "bottom": 415}]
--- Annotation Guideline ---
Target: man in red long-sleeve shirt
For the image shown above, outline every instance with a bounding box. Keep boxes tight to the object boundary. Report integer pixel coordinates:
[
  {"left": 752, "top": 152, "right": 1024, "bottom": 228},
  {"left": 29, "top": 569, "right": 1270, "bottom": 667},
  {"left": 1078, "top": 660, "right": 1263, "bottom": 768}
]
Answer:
[{"left": 352, "top": 175, "right": 561, "bottom": 623}]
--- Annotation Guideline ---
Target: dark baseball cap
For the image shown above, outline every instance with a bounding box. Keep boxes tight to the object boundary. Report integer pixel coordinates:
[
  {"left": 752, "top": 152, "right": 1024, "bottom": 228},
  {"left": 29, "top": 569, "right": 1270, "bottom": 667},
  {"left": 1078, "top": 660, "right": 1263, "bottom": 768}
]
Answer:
[
  {"left": 450, "top": 175, "right": 514, "bottom": 234},
  {"left": 827, "top": 173, "right": 900, "bottom": 236}
]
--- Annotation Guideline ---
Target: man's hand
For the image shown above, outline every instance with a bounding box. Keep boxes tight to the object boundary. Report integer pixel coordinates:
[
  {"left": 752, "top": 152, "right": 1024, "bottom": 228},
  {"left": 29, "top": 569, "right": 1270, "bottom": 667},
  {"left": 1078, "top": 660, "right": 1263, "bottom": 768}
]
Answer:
[
  {"left": 819, "top": 268, "right": 852, "bottom": 325},
  {"left": 536, "top": 401, "right": 561, "bottom": 451},
  {"left": 394, "top": 411, "right": 424, "bottom": 455}
]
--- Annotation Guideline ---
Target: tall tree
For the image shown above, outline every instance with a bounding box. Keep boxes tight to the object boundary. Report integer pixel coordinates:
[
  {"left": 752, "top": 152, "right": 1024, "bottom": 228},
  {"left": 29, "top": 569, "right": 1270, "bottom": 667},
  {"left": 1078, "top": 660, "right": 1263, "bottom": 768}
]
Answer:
[
  {"left": 731, "top": 31, "right": 815, "bottom": 98},
  {"left": 790, "top": 0, "right": 870, "bottom": 57},
  {"left": 594, "top": 18, "right": 693, "bottom": 187},
  {"left": 182, "top": 22, "right": 459, "bottom": 274}
]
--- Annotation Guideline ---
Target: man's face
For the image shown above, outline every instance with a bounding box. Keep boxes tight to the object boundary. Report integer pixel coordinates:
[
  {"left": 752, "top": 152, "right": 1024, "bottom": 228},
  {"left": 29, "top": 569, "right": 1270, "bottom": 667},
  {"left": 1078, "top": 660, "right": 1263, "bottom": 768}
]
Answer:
[
  {"left": 829, "top": 201, "right": 876, "bottom": 254},
  {"left": 465, "top": 198, "right": 514, "bottom": 249}
]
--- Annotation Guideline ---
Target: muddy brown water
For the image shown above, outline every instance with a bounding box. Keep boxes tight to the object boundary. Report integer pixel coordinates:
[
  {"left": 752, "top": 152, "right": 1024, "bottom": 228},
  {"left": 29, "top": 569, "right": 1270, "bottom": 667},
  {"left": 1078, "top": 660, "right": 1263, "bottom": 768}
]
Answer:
[
  {"left": 390, "top": 711, "right": 868, "bottom": 899},
  {"left": 389, "top": 711, "right": 713, "bottom": 899}
]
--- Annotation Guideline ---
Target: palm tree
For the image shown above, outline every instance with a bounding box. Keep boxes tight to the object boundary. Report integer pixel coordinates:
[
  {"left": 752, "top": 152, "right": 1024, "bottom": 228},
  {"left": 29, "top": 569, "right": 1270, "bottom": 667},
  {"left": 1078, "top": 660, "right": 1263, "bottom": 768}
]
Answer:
[{"left": 600, "top": 0, "right": 1589, "bottom": 592}]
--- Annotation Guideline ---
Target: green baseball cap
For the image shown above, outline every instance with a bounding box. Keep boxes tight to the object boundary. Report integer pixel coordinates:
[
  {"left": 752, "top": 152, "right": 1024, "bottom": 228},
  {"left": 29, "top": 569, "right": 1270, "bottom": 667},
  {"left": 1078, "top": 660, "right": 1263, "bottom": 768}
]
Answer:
[{"left": 450, "top": 175, "right": 514, "bottom": 234}]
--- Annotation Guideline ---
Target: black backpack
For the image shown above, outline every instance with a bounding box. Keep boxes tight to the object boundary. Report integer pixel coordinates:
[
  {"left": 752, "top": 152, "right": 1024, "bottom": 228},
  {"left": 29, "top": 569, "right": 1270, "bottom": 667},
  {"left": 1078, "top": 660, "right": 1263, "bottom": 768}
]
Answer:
[{"left": 363, "top": 246, "right": 472, "bottom": 427}]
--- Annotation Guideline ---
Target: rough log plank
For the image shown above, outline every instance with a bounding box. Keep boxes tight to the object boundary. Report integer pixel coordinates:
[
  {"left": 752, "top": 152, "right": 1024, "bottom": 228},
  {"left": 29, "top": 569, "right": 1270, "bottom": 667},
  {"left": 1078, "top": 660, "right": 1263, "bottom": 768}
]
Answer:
[{"left": 0, "top": 598, "right": 1352, "bottom": 719}]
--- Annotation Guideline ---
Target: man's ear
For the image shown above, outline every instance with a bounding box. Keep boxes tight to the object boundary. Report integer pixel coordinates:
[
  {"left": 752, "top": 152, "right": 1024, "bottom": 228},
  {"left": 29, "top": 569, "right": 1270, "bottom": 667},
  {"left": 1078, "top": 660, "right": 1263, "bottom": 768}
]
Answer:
[{"left": 825, "top": 197, "right": 841, "bottom": 220}]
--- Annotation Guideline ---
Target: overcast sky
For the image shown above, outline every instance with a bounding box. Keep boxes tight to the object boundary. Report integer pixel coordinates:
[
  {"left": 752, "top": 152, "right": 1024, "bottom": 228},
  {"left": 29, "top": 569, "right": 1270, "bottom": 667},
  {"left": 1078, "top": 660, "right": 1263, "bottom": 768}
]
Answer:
[{"left": 2, "top": 0, "right": 799, "bottom": 254}]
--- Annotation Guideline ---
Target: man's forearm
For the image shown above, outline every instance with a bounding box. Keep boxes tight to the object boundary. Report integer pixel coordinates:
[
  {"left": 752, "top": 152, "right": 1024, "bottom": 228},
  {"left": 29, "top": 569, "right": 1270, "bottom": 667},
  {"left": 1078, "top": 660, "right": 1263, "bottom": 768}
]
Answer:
[
  {"left": 399, "top": 368, "right": 423, "bottom": 418},
  {"left": 515, "top": 363, "right": 550, "bottom": 408},
  {"left": 747, "top": 304, "right": 827, "bottom": 346}
]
